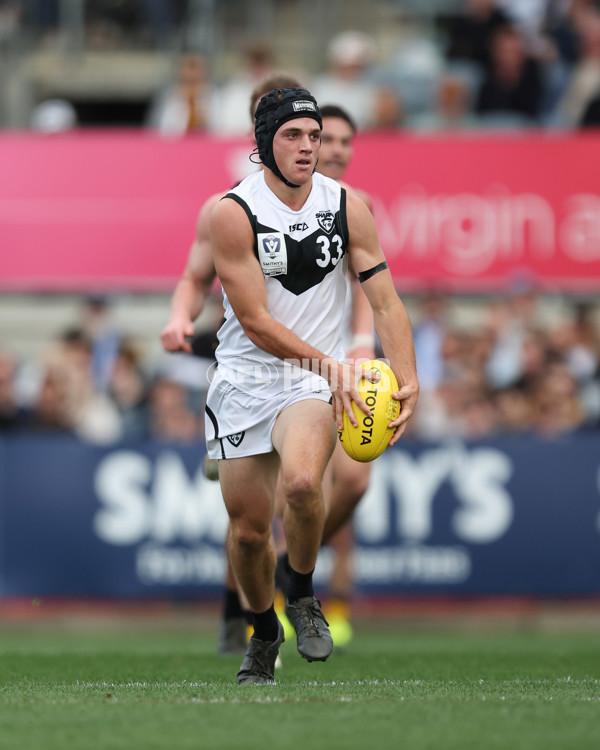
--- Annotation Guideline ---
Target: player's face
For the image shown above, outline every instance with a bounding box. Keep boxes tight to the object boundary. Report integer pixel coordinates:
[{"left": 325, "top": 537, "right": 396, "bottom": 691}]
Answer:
[
  {"left": 317, "top": 117, "right": 354, "bottom": 181},
  {"left": 272, "top": 118, "right": 321, "bottom": 185}
]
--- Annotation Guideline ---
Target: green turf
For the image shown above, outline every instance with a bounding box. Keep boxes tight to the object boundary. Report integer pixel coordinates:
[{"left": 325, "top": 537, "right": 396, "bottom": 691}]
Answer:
[{"left": 0, "top": 624, "right": 599, "bottom": 750}]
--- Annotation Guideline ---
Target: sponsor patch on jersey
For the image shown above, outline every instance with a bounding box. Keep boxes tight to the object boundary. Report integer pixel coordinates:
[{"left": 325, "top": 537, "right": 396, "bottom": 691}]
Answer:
[
  {"left": 316, "top": 210, "right": 335, "bottom": 233},
  {"left": 257, "top": 232, "right": 287, "bottom": 276},
  {"left": 226, "top": 432, "right": 245, "bottom": 447},
  {"left": 292, "top": 100, "right": 317, "bottom": 113}
]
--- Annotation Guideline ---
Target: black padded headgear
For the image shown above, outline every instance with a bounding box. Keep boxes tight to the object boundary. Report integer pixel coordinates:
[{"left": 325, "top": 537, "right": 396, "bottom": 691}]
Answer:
[{"left": 254, "top": 87, "right": 322, "bottom": 188}]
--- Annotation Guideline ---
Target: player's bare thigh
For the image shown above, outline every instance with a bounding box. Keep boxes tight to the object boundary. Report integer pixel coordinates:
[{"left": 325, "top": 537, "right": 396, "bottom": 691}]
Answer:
[
  {"left": 271, "top": 398, "right": 337, "bottom": 491},
  {"left": 218, "top": 450, "right": 280, "bottom": 530}
]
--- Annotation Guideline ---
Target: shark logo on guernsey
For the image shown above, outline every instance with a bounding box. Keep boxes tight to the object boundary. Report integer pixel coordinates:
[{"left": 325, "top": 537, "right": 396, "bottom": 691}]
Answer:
[
  {"left": 226, "top": 432, "right": 245, "bottom": 447},
  {"left": 316, "top": 210, "right": 335, "bottom": 233}
]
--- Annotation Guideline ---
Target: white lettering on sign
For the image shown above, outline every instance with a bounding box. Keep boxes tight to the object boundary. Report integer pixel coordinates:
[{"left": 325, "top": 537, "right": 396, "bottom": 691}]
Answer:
[
  {"left": 93, "top": 451, "right": 228, "bottom": 546},
  {"left": 355, "top": 444, "right": 514, "bottom": 545},
  {"left": 314, "top": 544, "right": 471, "bottom": 585},
  {"left": 560, "top": 195, "right": 600, "bottom": 262},
  {"left": 373, "top": 188, "right": 600, "bottom": 274},
  {"left": 92, "top": 444, "right": 514, "bottom": 587}
]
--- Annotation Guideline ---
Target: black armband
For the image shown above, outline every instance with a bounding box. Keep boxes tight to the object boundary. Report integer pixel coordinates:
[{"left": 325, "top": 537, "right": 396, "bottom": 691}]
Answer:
[{"left": 358, "top": 261, "right": 389, "bottom": 283}]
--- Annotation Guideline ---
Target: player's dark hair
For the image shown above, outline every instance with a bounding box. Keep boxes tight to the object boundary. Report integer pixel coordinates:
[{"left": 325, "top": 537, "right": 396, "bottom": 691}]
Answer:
[{"left": 319, "top": 104, "right": 357, "bottom": 134}]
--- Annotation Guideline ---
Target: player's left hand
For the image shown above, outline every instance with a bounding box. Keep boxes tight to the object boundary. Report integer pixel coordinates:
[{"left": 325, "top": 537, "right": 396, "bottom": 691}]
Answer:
[{"left": 388, "top": 381, "right": 419, "bottom": 446}]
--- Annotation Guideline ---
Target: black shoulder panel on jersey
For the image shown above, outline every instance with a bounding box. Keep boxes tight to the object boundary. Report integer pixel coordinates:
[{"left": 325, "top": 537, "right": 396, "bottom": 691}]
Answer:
[
  {"left": 339, "top": 187, "right": 349, "bottom": 245},
  {"left": 223, "top": 193, "right": 257, "bottom": 233},
  {"left": 222, "top": 192, "right": 258, "bottom": 257}
]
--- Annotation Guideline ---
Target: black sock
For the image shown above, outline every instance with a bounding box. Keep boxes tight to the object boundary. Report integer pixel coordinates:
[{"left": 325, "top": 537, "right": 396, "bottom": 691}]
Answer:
[
  {"left": 252, "top": 604, "right": 279, "bottom": 642},
  {"left": 224, "top": 587, "right": 244, "bottom": 620},
  {"left": 287, "top": 566, "right": 314, "bottom": 603}
]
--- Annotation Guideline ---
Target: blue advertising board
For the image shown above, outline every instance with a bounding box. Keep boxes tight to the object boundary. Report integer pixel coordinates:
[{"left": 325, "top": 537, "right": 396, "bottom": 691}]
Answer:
[{"left": 1, "top": 434, "right": 599, "bottom": 597}]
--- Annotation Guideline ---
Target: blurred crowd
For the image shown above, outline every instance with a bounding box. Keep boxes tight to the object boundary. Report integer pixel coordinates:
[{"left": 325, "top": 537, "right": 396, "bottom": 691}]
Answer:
[
  {"left": 10, "top": 0, "right": 600, "bottom": 134},
  {"left": 1, "top": 290, "right": 599, "bottom": 445},
  {"left": 408, "top": 289, "right": 600, "bottom": 440}
]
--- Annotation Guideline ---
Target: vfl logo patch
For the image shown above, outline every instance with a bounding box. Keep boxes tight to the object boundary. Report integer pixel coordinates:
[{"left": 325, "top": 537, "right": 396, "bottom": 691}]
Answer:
[
  {"left": 292, "top": 100, "right": 317, "bottom": 113},
  {"left": 263, "top": 235, "right": 281, "bottom": 254},
  {"left": 226, "top": 432, "right": 245, "bottom": 447},
  {"left": 257, "top": 231, "right": 287, "bottom": 276},
  {"left": 316, "top": 210, "right": 335, "bottom": 234}
]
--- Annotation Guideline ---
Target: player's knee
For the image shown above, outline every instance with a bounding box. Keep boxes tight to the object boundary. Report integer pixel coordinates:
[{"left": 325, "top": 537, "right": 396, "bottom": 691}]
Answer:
[
  {"left": 230, "top": 520, "right": 270, "bottom": 555},
  {"left": 282, "top": 470, "right": 322, "bottom": 513}
]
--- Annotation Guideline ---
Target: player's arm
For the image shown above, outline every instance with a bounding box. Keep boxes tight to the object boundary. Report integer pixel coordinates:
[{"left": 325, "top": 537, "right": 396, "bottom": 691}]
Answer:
[
  {"left": 344, "top": 185, "right": 375, "bottom": 362},
  {"left": 346, "top": 190, "right": 419, "bottom": 444},
  {"left": 160, "top": 193, "right": 221, "bottom": 354},
  {"left": 210, "top": 197, "right": 374, "bottom": 425},
  {"left": 347, "top": 276, "right": 375, "bottom": 362}
]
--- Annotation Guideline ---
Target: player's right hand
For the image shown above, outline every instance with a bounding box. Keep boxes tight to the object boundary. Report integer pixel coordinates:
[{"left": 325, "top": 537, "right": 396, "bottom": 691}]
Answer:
[
  {"left": 160, "top": 317, "right": 195, "bottom": 353},
  {"left": 322, "top": 358, "right": 380, "bottom": 431}
]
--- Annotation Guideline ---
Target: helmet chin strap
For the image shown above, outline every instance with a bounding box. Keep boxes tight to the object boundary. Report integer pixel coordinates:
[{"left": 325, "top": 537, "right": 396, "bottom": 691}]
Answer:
[
  {"left": 264, "top": 153, "right": 320, "bottom": 189},
  {"left": 262, "top": 151, "right": 300, "bottom": 188}
]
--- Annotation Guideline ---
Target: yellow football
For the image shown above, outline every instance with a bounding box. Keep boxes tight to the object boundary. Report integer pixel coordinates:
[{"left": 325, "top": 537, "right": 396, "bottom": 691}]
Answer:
[{"left": 338, "top": 359, "right": 401, "bottom": 462}]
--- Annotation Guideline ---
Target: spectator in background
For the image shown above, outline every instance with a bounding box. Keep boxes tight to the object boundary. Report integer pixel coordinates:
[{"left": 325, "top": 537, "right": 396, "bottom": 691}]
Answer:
[
  {"left": 311, "top": 31, "right": 393, "bottom": 130},
  {"left": 0, "top": 352, "right": 24, "bottom": 430},
  {"left": 485, "top": 286, "right": 541, "bottom": 389},
  {"left": 475, "top": 24, "right": 544, "bottom": 124},
  {"left": 384, "top": 35, "right": 444, "bottom": 121},
  {"left": 80, "top": 295, "right": 123, "bottom": 392},
  {"left": 531, "top": 361, "right": 585, "bottom": 436},
  {"left": 21, "top": 365, "right": 73, "bottom": 434},
  {"left": 372, "top": 86, "right": 405, "bottom": 129},
  {"left": 579, "top": 88, "right": 600, "bottom": 124},
  {"left": 146, "top": 377, "right": 202, "bottom": 443},
  {"left": 494, "top": 0, "right": 552, "bottom": 56},
  {"left": 445, "top": 0, "right": 512, "bottom": 69},
  {"left": 410, "top": 71, "right": 479, "bottom": 131},
  {"left": 413, "top": 293, "right": 448, "bottom": 393},
  {"left": 544, "top": 0, "right": 595, "bottom": 66},
  {"left": 211, "top": 40, "right": 278, "bottom": 136},
  {"left": 146, "top": 51, "right": 214, "bottom": 136},
  {"left": 559, "top": 10, "right": 600, "bottom": 126},
  {"left": 30, "top": 98, "right": 78, "bottom": 133},
  {"left": 546, "top": 302, "right": 600, "bottom": 425},
  {"left": 493, "top": 384, "right": 535, "bottom": 434},
  {"left": 108, "top": 339, "right": 149, "bottom": 440},
  {"left": 44, "top": 328, "right": 123, "bottom": 443}
]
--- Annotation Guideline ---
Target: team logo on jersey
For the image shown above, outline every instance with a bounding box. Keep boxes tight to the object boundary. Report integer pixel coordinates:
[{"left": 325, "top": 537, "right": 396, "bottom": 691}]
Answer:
[
  {"left": 316, "top": 210, "right": 335, "bottom": 233},
  {"left": 226, "top": 432, "right": 245, "bottom": 447},
  {"left": 257, "top": 232, "right": 288, "bottom": 276}
]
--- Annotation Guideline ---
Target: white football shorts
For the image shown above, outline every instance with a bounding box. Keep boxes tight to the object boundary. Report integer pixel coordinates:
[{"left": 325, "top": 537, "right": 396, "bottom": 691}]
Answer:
[{"left": 204, "top": 372, "right": 332, "bottom": 460}]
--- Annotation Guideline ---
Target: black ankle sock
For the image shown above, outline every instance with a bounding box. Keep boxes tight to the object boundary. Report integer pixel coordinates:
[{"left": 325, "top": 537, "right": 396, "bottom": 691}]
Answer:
[
  {"left": 252, "top": 604, "right": 279, "bottom": 642},
  {"left": 224, "top": 587, "right": 244, "bottom": 620},
  {"left": 287, "top": 566, "right": 314, "bottom": 603}
]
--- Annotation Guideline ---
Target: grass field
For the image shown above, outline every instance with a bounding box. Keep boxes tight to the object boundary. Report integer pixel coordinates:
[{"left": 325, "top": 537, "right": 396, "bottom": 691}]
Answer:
[{"left": 1, "top": 614, "right": 600, "bottom": 750}]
